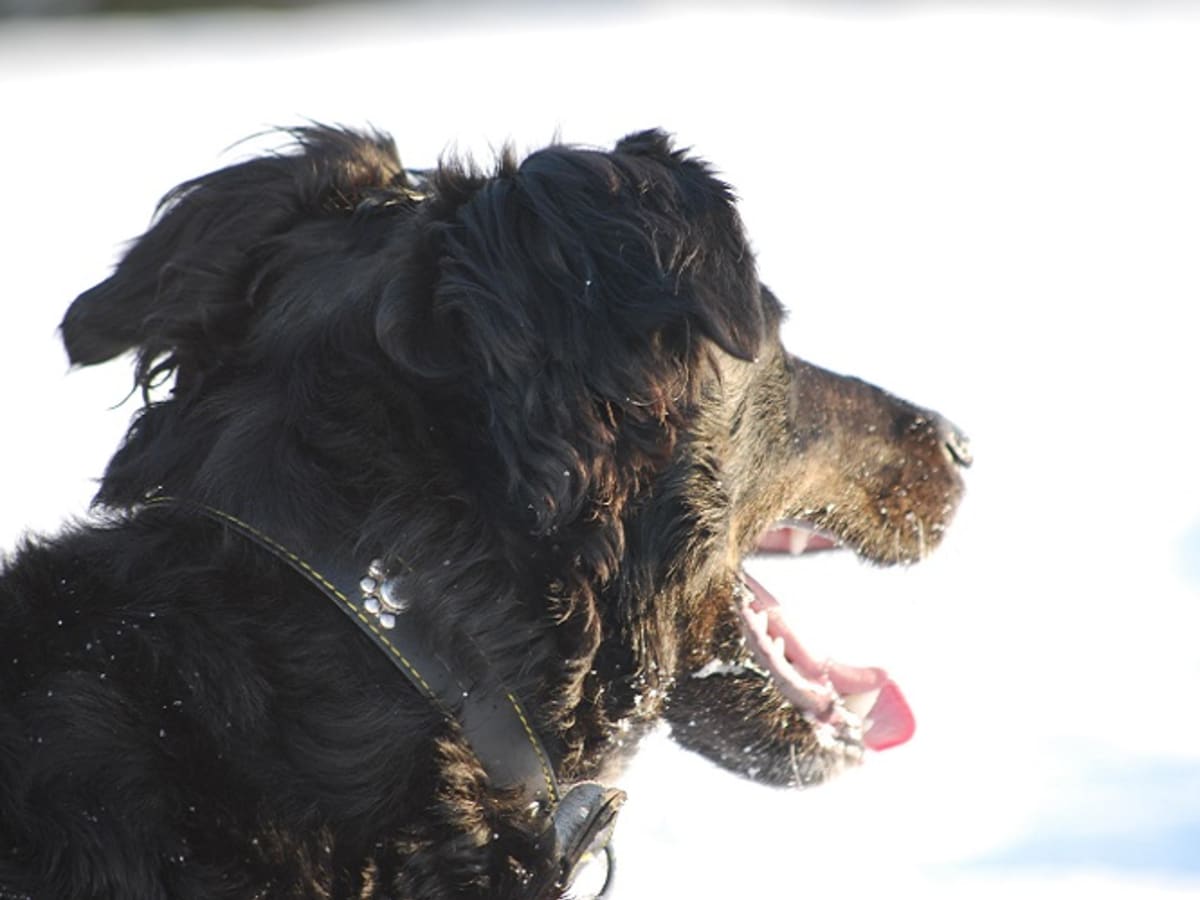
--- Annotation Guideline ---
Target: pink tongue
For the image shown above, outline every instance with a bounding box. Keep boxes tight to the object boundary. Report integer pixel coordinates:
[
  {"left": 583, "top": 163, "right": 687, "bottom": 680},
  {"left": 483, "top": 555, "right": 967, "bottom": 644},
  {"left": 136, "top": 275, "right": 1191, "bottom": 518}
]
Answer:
[
  {"left": 741, "top": 572, "right": 916, "bottom": 752},
  {"left": 862, "top": 681, "right": 915, "bottom": 751}
]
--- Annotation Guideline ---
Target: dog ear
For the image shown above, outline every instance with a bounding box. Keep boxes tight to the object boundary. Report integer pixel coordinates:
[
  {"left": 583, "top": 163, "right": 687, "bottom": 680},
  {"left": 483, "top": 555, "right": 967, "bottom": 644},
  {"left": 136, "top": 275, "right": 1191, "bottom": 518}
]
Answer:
[
  {"left": 378, "top": 134, "right": 763, "bottom": 535},
  {"left": 61, "top": 127, "right": 408, "bottom": 387},
  {"left": 611, "top": 129, "right": 765, "bottom": 361}
]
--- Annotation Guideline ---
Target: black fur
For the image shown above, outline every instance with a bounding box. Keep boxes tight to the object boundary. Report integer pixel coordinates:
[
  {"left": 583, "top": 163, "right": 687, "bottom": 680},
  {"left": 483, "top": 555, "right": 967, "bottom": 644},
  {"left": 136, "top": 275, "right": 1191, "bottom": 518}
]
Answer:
[{"left": 2, "top": 127, "right": 967, "bottom": 898}]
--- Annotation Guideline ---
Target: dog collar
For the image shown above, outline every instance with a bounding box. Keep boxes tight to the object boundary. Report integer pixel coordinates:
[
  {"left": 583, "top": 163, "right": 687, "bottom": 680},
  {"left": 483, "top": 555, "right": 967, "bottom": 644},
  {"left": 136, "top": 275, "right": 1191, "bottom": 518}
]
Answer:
[{"left": 145, "top": 497, "right": 623, "bottom": 896}]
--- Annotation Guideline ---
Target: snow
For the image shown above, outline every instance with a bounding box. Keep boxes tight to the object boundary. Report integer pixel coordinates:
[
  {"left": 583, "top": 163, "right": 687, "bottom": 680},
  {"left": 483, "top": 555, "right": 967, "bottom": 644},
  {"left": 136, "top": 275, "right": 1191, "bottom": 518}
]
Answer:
[
  {"left": 2, "top": 3, "right": 1199, "bottom": 897},
  {"left": 691, "top": 659, "right": 754, "bottom": 679}
]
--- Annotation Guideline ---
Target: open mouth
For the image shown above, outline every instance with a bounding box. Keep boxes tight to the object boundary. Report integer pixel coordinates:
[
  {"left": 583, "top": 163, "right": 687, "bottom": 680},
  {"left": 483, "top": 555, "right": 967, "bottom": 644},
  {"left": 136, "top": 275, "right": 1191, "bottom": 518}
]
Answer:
[{"left": 735, "top": 522, "right": 916, "bottom": 754}]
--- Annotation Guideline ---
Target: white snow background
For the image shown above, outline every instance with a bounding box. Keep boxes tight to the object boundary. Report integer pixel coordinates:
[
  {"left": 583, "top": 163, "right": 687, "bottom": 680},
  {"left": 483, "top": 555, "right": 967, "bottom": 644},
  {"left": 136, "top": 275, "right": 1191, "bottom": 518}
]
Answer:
[{"left": 2, "top": 3, "right": 1199, "bottom": 897}]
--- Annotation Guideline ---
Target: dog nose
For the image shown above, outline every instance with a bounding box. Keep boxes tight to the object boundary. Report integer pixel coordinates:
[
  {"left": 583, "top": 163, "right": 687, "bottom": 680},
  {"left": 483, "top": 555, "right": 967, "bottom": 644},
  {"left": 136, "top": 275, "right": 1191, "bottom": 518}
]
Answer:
[{"left": 938, "top": 418, "right": 973, "bottom": 468}]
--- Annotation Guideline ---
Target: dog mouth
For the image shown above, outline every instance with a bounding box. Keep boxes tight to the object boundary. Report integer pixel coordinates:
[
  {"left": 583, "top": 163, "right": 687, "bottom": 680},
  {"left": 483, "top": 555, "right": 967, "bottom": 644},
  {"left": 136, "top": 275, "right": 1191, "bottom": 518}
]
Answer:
[{"left": 735, "top": 523, "right": 916, "bottom": 753}]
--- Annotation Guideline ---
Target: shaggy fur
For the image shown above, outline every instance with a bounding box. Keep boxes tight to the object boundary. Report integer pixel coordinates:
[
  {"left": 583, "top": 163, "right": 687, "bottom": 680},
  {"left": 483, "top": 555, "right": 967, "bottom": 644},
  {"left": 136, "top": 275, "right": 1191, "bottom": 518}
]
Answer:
[{"left": 0, "top": 127, "right": 968, "bottom": 899}]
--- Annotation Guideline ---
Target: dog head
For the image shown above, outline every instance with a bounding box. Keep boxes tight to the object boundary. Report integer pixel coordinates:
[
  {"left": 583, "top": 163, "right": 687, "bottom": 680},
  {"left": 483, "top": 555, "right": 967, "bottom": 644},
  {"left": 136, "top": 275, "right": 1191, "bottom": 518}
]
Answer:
[
  {"left": 62, "top": 128, "right": 761, "bottom": 549},
  {"left": 61, "top": 127, "right": 968, "bottom": 795}
]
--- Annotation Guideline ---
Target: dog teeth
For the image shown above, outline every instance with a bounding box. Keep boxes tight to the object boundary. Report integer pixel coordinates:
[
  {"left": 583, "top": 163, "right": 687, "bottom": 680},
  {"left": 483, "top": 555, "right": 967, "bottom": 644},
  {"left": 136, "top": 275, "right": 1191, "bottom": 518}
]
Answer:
[
  {"left": 842, "top": 688, "right": 881, "bottom": 720},
  {"left": 752, "top": 610, "right": 770, "bottom": 634}
]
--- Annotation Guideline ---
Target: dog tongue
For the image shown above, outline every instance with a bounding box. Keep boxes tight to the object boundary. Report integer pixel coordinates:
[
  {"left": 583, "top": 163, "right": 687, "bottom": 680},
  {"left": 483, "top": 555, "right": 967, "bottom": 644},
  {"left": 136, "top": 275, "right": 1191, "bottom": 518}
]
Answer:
[
  {"left": 740, "top": 572, "right": 915, "bottom": 752},
  {"left": 858, "top": 681, "right": 914, "bottom": 751}
]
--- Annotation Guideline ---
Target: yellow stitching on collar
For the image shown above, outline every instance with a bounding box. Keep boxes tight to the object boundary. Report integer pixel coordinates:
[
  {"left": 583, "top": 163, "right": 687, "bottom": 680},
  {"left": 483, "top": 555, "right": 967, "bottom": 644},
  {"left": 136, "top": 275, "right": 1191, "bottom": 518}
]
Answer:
[
  {"left": 146, "top": 497, "right": 436, "bottom": 698},
  {"left": 145, "top": 496, "right": 558, "bottom": 803},
  {"left": 507, "top": 691, "right": 559, "bottom": 804}
]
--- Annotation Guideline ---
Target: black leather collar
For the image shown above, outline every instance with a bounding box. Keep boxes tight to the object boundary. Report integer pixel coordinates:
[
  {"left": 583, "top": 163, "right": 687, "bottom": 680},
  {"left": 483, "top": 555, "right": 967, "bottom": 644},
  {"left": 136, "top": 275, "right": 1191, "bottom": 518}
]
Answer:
[{"left": 147, "top": 497, "right": 623, "bottom": 897}]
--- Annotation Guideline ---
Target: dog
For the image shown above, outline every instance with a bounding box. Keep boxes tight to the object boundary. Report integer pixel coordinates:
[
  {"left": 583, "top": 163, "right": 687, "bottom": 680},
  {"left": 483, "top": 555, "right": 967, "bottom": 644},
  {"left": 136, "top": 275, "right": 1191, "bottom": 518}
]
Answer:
[{"left": 0, "top": 127, "right": 969, "bottom": 899}]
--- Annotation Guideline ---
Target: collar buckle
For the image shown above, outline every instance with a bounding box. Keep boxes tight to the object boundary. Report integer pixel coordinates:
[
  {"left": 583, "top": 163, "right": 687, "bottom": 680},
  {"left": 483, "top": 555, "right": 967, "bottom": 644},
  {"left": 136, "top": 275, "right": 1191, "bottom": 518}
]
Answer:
[{"left": 544, "top": 782, "right": 625, "bottom": 898}]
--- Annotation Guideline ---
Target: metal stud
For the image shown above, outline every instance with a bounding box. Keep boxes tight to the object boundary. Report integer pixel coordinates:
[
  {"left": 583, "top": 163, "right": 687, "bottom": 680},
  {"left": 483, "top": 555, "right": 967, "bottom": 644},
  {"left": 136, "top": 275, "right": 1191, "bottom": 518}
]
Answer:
[
  {"left": 367, "top": 559, "right": 386, "bottom": 581},
  {"left": 380, "top": 579, "right": 408, "bottom": 613},
  {"left": 359, "top": 577, "right": 378, "bottom": 595},
  {"left": 364, "top": 596, "right": 382, "bottom": 614},
  {"left": 378, "top": 613, "right": 396, "bottom": 629}
]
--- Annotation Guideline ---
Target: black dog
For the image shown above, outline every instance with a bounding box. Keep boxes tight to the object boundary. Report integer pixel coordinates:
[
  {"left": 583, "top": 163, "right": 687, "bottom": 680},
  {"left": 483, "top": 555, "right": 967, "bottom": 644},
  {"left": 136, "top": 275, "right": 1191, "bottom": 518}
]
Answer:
[{"left": 0, "top": 128, "right": 969, "bottom": 899}]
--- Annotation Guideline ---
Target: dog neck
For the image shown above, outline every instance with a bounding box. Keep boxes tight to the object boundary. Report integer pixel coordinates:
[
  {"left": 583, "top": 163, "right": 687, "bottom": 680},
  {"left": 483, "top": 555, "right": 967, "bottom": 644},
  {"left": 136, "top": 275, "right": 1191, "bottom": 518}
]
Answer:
[{"left": 144, "top": 495, "right": 624, "bottom": 896}]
